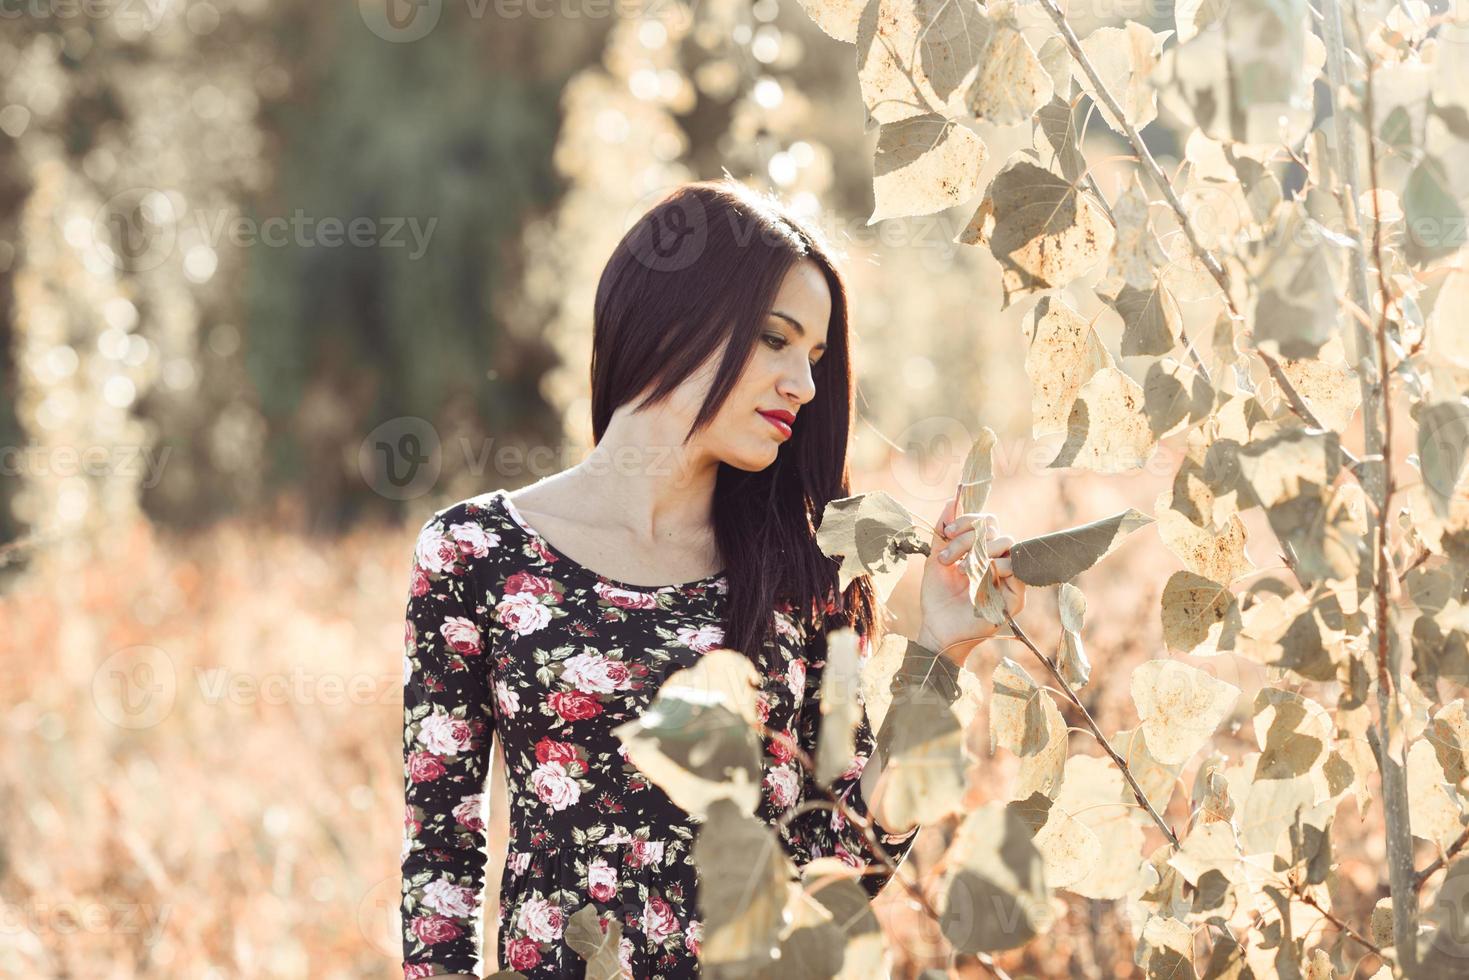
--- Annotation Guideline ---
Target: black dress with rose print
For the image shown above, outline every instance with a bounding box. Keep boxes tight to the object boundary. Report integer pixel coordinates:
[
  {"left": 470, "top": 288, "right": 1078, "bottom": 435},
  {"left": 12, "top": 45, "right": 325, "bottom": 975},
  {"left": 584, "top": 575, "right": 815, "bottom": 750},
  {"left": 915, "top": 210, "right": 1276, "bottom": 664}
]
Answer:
[{"left": 400, "top": 488, "right": 919, "bottom": 979}]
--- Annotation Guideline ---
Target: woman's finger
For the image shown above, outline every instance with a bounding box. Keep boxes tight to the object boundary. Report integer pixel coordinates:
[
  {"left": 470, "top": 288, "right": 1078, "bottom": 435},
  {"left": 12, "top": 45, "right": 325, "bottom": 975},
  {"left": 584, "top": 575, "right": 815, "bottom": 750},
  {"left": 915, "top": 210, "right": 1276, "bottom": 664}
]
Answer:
[
  {"left": 936, "top": 527, "right": 978, "bottom": 562},
  {"left": 985, "top": 534, "right": 1015, "bottom": 558},
  {"left": 930, "top": 495, "right": 960, "bottom": 553},
  {"left": 943, "top": 511, "right": 996, "bottom": 539},
  {"left": 991, "top": 555, "right": 1013, "bottom": 576}
]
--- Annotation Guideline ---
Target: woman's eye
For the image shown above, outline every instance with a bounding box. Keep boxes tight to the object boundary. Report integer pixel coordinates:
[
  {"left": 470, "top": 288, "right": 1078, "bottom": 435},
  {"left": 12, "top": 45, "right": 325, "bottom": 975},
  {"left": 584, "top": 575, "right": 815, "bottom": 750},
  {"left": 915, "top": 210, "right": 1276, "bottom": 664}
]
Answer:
[{"left": 766, "top": 333, "right": 821, "bottom": 369}]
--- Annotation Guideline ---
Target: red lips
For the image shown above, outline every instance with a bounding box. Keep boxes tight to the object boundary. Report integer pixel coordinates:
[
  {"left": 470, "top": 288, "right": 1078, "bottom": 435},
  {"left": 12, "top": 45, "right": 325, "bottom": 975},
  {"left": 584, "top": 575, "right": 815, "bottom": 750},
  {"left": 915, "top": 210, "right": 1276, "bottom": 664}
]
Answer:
[{"left": 759, "top": 409, "right": 794, "bottom": 438}]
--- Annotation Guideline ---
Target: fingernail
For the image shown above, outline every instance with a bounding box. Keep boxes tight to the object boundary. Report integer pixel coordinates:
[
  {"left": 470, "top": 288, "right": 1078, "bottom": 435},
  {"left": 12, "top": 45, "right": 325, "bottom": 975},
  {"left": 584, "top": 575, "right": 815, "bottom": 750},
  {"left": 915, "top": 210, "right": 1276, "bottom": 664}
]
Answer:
[{"left": 944, "top": 522, "right": 957, "bottom": 534}]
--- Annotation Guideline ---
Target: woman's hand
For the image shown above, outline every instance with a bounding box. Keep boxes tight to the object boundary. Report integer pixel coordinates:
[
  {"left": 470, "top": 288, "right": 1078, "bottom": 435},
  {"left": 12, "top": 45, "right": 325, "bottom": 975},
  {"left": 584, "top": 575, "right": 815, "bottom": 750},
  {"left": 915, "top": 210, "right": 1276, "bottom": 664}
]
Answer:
[{"left": 915, "top": 492, "right": 1026, "bottom": 664}]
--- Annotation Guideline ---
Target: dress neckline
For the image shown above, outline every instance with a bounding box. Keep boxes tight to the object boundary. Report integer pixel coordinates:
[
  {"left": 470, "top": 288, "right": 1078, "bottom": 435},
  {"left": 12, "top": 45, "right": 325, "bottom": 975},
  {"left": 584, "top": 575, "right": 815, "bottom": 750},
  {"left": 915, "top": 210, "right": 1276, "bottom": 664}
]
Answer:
[{"left": 492, "top": 489, "right": 728, "bottom": 594}]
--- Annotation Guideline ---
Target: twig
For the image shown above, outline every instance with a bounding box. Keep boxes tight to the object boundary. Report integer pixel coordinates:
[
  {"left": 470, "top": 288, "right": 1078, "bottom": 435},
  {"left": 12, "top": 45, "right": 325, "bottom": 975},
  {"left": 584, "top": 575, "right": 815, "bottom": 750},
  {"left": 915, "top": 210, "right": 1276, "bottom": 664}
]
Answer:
[
  {"left": 1334, "top": 0, "right": 1417, "bottom": 964},
  {"left": 1298, "top": 890, "right": 1386, "bottom": 959},
  {"left": 1398, "top": 545, "right": 1430, "bottom": 581},
  {"left": 1414, "top": 824, "right": 1469, "bottom": 891},
  {"left": 1002, "top": 612, "right": 1180, "bottom": 848}
]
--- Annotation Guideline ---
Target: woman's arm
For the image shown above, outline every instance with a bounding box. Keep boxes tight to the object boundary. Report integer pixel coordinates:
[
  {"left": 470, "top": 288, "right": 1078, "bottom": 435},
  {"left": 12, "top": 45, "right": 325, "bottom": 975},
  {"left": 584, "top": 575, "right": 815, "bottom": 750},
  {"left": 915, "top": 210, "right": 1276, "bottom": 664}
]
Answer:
[{"left": 400, "top": 508, "right": 498, "bottom": 977}]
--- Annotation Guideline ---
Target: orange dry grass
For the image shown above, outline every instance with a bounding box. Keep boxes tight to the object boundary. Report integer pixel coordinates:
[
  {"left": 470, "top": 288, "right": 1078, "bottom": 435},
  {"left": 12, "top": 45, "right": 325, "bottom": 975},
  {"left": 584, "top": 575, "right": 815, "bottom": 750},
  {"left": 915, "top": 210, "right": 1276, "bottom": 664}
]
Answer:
[{"left": 0, "top": 466, "right": 1389, "bottom": 978}]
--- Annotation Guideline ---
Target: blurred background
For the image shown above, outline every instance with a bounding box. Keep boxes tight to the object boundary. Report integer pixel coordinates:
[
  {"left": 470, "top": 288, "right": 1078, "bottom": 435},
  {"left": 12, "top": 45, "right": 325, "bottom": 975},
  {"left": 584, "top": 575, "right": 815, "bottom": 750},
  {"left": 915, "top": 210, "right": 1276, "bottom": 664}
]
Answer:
[{"left": 0, "top": 1, "right": 1360, "bottom": 977}]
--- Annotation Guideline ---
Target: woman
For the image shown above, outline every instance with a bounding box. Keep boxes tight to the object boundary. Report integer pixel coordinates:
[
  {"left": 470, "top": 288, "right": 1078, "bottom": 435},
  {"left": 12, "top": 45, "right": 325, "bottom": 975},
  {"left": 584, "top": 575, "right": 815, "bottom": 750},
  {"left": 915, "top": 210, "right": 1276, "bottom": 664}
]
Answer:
[{"left": 399, "top": 179, "right": 1025, "bottom": 979}]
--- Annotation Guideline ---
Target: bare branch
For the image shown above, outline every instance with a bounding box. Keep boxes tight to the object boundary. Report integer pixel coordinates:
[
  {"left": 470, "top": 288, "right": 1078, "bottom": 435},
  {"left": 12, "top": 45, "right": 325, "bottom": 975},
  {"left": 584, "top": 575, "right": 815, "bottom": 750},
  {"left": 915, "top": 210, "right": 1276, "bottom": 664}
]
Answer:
[{"left": 1002, "top": 612, "right": 1180, "bottom": 849}]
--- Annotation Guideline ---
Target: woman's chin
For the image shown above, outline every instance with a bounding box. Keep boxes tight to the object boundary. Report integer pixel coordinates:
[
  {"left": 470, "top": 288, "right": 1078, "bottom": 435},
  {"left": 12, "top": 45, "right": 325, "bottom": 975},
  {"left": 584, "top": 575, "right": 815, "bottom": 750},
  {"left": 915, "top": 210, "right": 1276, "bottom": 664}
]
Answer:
[{"left": 720, "top": 445, "right": 782, "bottom": 472}]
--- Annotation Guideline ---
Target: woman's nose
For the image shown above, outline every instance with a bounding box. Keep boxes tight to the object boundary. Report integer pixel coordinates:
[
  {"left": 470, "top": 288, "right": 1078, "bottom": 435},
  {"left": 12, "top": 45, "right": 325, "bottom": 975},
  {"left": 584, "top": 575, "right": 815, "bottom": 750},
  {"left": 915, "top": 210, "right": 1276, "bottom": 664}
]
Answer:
[{"left": 780, "top": 364, "right": 816, "bottom": 404}]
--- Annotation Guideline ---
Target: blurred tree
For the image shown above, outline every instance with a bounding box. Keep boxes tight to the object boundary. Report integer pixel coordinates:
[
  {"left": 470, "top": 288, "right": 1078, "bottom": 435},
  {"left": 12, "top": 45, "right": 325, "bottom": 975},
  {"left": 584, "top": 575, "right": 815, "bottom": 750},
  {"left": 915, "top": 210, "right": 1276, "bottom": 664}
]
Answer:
[
  {"left": 246, "top": 4, "right": 609, "bottom": 530},
  {"left": 0, "top": 2, "right": 611, "bottom": 547}
]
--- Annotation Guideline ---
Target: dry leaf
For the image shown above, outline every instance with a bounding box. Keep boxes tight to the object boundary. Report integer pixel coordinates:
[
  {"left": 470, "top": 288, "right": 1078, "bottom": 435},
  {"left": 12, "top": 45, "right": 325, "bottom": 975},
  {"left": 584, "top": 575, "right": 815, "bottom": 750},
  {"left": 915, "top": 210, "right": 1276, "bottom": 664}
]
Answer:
[
  {"left": 870, "top": 114, "right": 987, "bottom": 223},
  {"left": 1048, "top": 367, "right": 1158, "bottom": 474},
  {"left": 958, "top": 155, "right": 1114, "bottom": 309}
]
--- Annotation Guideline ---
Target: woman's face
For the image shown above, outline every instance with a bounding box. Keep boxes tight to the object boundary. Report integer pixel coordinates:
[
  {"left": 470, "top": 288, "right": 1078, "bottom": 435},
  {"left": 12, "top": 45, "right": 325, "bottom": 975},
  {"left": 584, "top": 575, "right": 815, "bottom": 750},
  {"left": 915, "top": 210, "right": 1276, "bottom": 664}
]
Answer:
[{"left": 679, "top": 259, "right": 833, "bottom": 472}]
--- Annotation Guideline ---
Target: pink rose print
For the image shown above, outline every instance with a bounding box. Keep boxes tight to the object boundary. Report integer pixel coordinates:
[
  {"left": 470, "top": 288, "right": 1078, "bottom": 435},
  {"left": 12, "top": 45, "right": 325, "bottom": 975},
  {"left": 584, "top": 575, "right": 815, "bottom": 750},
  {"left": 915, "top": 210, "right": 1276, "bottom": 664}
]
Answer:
[
  {"left": 768, "top": 729, "right": 796, "bottom": 765},
  {"left": 594, "top": 580, "right": 659, "bottom": 609},
  {"left": 409, "top": 564, "right": 430, "bottom": 597},
  {"left": 399, "top": 491, "right": 924, "bottom": 978},
  {"left": 561, "top": 651, "right": 633, "bottom": 694},
  {"left": 764, "top": 764, "right": 799, "bottom": 810},
  {"left": 452, "top": 793, "right": 485, "bottom": 832},
  {"left": 587, "top": 857, "right": 617, "bottom": 901},
  {"left": 626, "top": 839, "right": 664, "bottom": 868},
  {"left": 506, "top": 937, "right": 541, "bottom": 971},
  {"left": 417, "top": 709, "right": 475, "bottom": 755},
  {"left": 531, "top": 762, "right": 581, "bottom": 810},
  {"left": 534, "top": 736, "right": 588, "bottom": 774},
  {"left": 496, "top": 592, "right": 552, "bottom": 636},
  {"left": 496, "top": 679, "right": 520, "bottom": 718},
  {"left": 640, "top": 895, "right": 680, "bottom": 945},
  {"left": 440, "top": 616, "right": 483, "bottom": 656},
  {"left": 423, "top": 877, "right": 476, "bottom": 918},
  {"left": 619, "top": 935, "right": 635, "bottom": 976},
  {"left": 517, "top": 895, "right": 565, "bottom": 943},
  {"left": 406, "top": 750, "right": 446, "bottom": 783},
  {"left": 786, "top": 657, "right": 807, "bottom": 699},
  {"left": 548, "top": 690, "right": 603, "bottom": 722},
  {"left": 414, "top": 523, "right": 460, "bottom": 576},
  {"left": 834, "top": 838, "right": 863, "bottom": 870},
  {"left": 404, "top": 804, "right": 422, "bottom": 839},
  {"left": 505, "top": 570, "right": 559, "bottom": 597},
  {"left": 448, "top": 521, "right": 496, "bottom": 559},
  {"left": 675, "top": 622, "right": 725, "bottom": 653},
  {"left": 410, "top": 913, "right": 462, "bottom": 946}
]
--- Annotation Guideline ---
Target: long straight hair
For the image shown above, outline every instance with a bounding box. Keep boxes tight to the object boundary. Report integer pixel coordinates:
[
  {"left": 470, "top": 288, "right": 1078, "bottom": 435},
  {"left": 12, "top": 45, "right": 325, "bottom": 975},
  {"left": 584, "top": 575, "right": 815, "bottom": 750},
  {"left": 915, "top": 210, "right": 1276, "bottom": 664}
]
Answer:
[{"left": 589, "top": 178, "right": 880, "bottom": 661}]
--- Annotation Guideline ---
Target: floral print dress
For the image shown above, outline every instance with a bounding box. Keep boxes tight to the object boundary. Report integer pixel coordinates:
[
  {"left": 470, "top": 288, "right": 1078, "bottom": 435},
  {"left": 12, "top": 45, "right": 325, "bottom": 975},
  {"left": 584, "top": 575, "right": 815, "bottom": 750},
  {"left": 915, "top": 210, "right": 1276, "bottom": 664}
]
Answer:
[{"left": 400, "top": 488, "right": 919, "bottom": 979}]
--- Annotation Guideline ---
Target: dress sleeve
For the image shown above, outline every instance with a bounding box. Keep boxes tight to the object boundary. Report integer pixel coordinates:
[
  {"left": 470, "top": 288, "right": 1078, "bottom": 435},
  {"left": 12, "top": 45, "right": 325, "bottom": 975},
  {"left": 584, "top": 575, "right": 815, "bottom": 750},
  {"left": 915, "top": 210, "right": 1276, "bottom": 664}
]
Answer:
[
  {"left": 778, "top": 595, "right": 920, "bottom": 899},
  {"left": 400, "top": 507, "right": 498, "bottom": 978}
]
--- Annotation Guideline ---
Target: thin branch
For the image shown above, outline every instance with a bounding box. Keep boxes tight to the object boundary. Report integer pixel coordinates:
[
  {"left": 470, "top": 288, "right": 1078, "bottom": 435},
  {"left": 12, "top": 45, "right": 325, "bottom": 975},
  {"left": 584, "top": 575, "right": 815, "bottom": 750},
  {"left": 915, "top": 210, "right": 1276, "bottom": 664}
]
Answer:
[
  {"left": 1002, "top": 611, "right": 1180, "bottom": 848},
  {"left": 1415, "top": 824, "right": 1469, "bottom": 891},
  {"left": 1297, "top": 890, "right": 1386, "bottom": 959},
  {"left": 1335, "top": 0, "right": 1417, "bottom": 964},
  {"left": 1398, "top": 545, "right": 1430, "bottom": 582}
]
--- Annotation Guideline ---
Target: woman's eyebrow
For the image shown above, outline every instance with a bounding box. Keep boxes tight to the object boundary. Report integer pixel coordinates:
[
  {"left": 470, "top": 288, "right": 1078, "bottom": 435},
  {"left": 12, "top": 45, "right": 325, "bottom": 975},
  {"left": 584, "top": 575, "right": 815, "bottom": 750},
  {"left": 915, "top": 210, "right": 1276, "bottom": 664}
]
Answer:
[{"left": 769, "top": 310, "right": 828, "bottom": 350}]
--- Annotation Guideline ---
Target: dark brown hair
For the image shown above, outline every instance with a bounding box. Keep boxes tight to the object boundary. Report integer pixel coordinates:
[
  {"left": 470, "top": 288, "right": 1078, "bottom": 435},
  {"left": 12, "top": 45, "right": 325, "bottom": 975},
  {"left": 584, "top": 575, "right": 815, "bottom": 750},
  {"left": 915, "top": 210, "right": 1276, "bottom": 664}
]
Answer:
[{"left": 589, "top": 178, "right": 880, "bottom": 661}]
